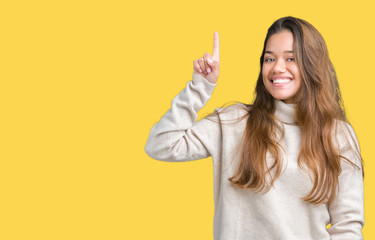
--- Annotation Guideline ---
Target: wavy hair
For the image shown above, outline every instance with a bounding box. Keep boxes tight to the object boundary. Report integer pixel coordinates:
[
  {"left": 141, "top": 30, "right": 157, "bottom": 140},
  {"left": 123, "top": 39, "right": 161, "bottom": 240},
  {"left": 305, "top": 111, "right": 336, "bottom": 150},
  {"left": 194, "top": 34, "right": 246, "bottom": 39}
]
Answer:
[{"left": 210, "top": 16, "right": 363, "bottom": 205}]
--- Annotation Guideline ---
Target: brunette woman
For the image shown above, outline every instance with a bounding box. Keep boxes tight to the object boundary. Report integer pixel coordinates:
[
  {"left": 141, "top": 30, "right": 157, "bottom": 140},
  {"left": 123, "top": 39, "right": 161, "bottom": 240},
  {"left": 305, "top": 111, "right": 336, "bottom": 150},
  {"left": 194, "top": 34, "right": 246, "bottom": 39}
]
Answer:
[{"left": 145, "top": 16, "right": 364, "bottom": 239}]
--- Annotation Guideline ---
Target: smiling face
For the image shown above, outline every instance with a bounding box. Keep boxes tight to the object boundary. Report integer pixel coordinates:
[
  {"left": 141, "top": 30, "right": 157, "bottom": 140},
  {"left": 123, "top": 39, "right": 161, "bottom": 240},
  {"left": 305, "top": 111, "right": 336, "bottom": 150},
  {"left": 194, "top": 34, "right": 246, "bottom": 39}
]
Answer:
[{"left": 262, "top": 30, "right": 302, "bottom": 104}]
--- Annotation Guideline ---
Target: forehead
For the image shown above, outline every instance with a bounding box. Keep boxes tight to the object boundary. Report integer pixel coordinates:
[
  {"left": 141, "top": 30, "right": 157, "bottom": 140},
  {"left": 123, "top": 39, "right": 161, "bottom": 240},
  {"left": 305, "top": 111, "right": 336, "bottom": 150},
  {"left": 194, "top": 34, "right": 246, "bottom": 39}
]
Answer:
[{"left": 265, "top": 30, "right": 294, "bottom": 53}]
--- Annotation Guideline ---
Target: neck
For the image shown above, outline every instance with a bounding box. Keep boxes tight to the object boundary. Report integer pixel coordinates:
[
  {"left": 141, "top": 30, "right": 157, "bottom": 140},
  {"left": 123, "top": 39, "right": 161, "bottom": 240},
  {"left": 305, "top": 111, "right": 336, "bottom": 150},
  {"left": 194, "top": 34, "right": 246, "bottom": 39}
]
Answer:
[{"left": 274, "top": 99, "right": 298, "bottom": 125}]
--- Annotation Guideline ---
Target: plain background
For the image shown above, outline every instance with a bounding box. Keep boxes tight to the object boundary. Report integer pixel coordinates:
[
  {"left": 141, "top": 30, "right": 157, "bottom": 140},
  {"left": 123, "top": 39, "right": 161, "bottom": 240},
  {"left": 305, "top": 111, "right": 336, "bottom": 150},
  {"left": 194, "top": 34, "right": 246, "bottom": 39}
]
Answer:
[{"left": 1, "top": 0, "right": 374, "bottom": 239}]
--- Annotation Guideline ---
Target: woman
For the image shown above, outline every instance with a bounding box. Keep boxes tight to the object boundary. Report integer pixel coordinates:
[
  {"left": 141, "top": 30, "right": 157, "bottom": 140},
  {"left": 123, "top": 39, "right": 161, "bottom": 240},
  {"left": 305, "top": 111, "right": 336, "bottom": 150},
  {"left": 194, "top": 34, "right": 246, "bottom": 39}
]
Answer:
[{"left": 145, "top": 16, "right": 364, "bottom": 239}]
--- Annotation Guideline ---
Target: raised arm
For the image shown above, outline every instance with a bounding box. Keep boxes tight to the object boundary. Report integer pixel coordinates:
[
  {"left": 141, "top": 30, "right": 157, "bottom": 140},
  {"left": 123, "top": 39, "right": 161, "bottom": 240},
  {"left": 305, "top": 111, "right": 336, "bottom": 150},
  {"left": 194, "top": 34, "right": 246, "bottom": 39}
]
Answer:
[{"left": 145, "top": 32, "right": 222, "bottom": 162}]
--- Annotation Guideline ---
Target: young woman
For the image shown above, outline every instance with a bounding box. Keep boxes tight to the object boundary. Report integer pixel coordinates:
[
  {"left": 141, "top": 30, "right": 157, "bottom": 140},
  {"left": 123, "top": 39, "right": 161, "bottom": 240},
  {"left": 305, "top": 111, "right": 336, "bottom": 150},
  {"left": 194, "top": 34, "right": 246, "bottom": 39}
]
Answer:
[{"left": 145, "top": 16, "right": 364, "bottom": 239}]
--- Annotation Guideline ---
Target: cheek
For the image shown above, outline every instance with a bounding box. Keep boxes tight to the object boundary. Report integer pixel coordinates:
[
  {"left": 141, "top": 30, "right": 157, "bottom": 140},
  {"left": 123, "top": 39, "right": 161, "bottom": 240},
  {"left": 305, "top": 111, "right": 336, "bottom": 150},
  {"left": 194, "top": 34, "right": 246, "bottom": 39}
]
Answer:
[
  {"left": 290, "top": 65, "right": 301, "bottom": 78},
  {"left": 262, "top": 65, "right": 270, "bottom": 80}
]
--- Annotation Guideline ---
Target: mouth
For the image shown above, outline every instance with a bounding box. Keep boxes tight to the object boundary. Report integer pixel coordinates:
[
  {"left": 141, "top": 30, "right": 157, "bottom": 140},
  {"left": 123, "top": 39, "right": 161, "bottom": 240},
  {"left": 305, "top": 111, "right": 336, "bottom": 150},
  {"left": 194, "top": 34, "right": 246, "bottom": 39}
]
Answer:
[{"left": 270, "top": 78, "right": 292, "bottom": 86}]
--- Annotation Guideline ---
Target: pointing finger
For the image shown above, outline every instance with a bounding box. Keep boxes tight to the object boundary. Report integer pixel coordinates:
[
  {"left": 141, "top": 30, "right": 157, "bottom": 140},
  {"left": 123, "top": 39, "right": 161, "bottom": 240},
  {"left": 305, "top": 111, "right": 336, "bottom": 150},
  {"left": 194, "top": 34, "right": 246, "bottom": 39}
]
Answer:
[{"left": 213, "top": 32, "right": 220, "bottom": 60}]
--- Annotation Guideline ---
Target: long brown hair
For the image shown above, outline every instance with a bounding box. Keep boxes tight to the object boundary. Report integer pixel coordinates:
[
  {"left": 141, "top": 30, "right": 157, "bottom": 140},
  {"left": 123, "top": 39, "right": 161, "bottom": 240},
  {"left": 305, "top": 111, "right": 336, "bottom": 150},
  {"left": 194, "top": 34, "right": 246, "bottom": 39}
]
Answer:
[{"left": 211, "top": 16, "right": 363, "bottom": 205}]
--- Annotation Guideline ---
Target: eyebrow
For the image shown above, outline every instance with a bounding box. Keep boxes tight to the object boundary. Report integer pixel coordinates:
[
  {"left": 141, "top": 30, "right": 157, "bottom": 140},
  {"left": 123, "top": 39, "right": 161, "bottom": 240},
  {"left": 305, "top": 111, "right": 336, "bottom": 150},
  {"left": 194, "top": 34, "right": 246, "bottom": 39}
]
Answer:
[{"left": 265, "top": 50, "right": 294, "bottom": 54}]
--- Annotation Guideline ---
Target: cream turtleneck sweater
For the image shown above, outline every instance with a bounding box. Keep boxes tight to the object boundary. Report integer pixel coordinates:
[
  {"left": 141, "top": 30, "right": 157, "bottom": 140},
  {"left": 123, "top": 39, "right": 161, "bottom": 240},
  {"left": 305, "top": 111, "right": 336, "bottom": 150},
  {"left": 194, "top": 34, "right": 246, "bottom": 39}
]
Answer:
[{"left": 145, "top": 73, "right": 364, "bottom": 240}]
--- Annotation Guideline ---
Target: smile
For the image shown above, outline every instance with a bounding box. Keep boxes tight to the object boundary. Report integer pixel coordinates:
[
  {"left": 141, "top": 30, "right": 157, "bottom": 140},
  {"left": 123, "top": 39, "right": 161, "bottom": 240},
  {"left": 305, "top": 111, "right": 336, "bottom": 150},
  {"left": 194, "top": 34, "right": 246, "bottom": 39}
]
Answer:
[
  {"left": 271, "top": 78, "right": 292, "bottom": 83},
  {"left": 270, "top": 78, "right": 293, "bottom": 87}
]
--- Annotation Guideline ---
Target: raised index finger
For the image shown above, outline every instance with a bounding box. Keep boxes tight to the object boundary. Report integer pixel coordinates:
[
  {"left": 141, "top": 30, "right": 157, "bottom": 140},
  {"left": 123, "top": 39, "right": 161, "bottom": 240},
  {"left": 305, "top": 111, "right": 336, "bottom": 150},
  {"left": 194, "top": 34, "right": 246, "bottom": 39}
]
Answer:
[{"left": 213, "top": 32, "right": 220, "bottom": 60}]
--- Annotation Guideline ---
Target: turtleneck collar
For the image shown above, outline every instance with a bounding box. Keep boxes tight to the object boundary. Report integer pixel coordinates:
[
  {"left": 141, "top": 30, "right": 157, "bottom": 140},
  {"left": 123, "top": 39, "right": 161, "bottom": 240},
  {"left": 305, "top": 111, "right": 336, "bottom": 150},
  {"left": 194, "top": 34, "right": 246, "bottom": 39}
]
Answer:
[{"left": 274, "top": 100, "right": 298, "bottom": 125}]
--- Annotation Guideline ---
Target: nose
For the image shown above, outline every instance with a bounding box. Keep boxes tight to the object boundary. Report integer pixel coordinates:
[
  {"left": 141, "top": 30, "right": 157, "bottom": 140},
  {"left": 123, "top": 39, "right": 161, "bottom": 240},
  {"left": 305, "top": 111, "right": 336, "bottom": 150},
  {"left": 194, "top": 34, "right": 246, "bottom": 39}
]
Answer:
[{"left": 272, "top": 59, "right": 286, "bottom": 73}]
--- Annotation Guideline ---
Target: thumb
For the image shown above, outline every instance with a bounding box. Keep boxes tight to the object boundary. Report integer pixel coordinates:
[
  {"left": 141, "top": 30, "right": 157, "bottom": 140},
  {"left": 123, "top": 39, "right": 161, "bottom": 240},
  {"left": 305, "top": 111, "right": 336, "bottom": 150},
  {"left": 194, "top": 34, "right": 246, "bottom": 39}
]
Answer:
[
  {"left": 207, "top": 58, "right": 218, "bottom": 67},
  {"left": 207, "top": 58, "right": 219, "bottom": 70}
]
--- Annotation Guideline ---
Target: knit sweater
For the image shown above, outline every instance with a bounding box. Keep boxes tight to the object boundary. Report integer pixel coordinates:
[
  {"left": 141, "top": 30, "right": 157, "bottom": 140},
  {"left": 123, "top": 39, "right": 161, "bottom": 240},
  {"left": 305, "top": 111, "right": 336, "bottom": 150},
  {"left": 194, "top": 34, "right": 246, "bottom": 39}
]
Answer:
[{"left": 145, "top": 73, "right": 364, "bottom": 240}]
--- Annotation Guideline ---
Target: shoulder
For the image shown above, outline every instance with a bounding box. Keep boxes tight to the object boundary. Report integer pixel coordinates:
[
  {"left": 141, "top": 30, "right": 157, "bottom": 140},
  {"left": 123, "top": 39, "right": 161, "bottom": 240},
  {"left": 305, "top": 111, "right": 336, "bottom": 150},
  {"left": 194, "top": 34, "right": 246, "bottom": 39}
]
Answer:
[
  {"left": 333, "top": 120, "right": 362, "bottom": 167},
  {"left": 333, "top": 120, "right": 358, "bottom": 146},
  {"left": 209, "top": 102, "right": 250, "bottom": 122}
]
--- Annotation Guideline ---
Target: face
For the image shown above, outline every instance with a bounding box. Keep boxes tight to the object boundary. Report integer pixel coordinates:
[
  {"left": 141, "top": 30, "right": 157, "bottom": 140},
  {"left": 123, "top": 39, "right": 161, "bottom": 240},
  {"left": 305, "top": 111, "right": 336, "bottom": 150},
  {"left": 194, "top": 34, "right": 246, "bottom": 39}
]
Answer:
[{"left": 262, "top": 30, "right": 302, "bottom": 104}]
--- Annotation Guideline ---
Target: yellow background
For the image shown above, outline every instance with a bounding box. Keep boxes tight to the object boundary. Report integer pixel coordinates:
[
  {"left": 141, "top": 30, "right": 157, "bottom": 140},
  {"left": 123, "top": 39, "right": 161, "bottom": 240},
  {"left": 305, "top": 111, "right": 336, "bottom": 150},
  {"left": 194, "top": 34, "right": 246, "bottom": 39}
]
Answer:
[{"left": 1, "top": 0, "right": 374, "bottom": 239}]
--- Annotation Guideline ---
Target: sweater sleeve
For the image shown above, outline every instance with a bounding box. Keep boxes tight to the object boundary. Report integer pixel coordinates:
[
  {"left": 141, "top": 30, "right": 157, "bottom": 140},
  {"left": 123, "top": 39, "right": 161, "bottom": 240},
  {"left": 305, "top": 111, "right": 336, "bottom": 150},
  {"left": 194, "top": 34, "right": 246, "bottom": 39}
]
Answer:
[
  {"left": 328, "top": 124, "right": 365, "bottom": 239},
  {"left": 144, "top": 73, "right": 220, "bottom": 162}
]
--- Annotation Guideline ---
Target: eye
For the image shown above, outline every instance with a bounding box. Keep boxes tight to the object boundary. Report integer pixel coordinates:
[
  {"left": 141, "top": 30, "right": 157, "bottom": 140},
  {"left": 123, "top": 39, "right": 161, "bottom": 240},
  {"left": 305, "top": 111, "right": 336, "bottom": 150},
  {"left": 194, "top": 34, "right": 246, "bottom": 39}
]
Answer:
[
  {"left": 287, "top": 57, "right": 295, "bottom": 61},
  {"left": 264, "top": 58, "right": 275, "bottom": 62}
]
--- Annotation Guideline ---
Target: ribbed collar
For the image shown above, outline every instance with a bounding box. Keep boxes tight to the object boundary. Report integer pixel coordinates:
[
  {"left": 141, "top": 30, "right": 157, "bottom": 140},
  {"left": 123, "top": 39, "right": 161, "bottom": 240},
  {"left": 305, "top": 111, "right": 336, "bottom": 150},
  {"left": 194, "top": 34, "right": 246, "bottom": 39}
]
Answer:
[{"left": 274, "top": 100, "right": 298, "bottom": 125}]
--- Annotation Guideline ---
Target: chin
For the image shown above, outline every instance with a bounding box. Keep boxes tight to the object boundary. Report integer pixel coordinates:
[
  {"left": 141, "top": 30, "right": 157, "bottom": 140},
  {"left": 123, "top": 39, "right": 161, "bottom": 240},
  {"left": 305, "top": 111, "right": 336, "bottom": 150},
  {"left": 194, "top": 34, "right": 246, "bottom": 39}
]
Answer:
[{"left": 272, "top": 95, "right": 295, "bottom": 103}]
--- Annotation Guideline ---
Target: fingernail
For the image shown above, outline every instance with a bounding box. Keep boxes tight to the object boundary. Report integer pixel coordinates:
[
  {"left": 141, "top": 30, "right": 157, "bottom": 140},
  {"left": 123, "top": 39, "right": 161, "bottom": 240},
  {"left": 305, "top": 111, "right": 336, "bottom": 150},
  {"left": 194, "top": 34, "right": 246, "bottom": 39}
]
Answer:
[
  {"left": 207, "top": 67, "right": 211, "bottom": 73},
  {"left": 199, "top": 69, "right": 202, "bottom": 73},
  {"left": 207, "top": 59, "right": 213, "bottom": 64}
]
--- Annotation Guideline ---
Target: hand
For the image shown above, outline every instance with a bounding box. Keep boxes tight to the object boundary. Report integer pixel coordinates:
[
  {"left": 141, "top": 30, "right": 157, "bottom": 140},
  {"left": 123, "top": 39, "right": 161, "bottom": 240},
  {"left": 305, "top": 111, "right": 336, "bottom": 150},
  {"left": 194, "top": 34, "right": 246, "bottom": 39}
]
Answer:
[{"left": 193, "top": 32, "right": 220, "bottom": 84}]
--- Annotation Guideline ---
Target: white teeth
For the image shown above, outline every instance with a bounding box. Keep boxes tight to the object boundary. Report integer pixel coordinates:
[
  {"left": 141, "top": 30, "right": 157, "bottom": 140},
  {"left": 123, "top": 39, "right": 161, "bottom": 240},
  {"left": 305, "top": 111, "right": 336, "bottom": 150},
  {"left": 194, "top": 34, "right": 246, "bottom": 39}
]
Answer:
[{"left": 273, "top": 78, "right": 291, "bottom": 83}]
